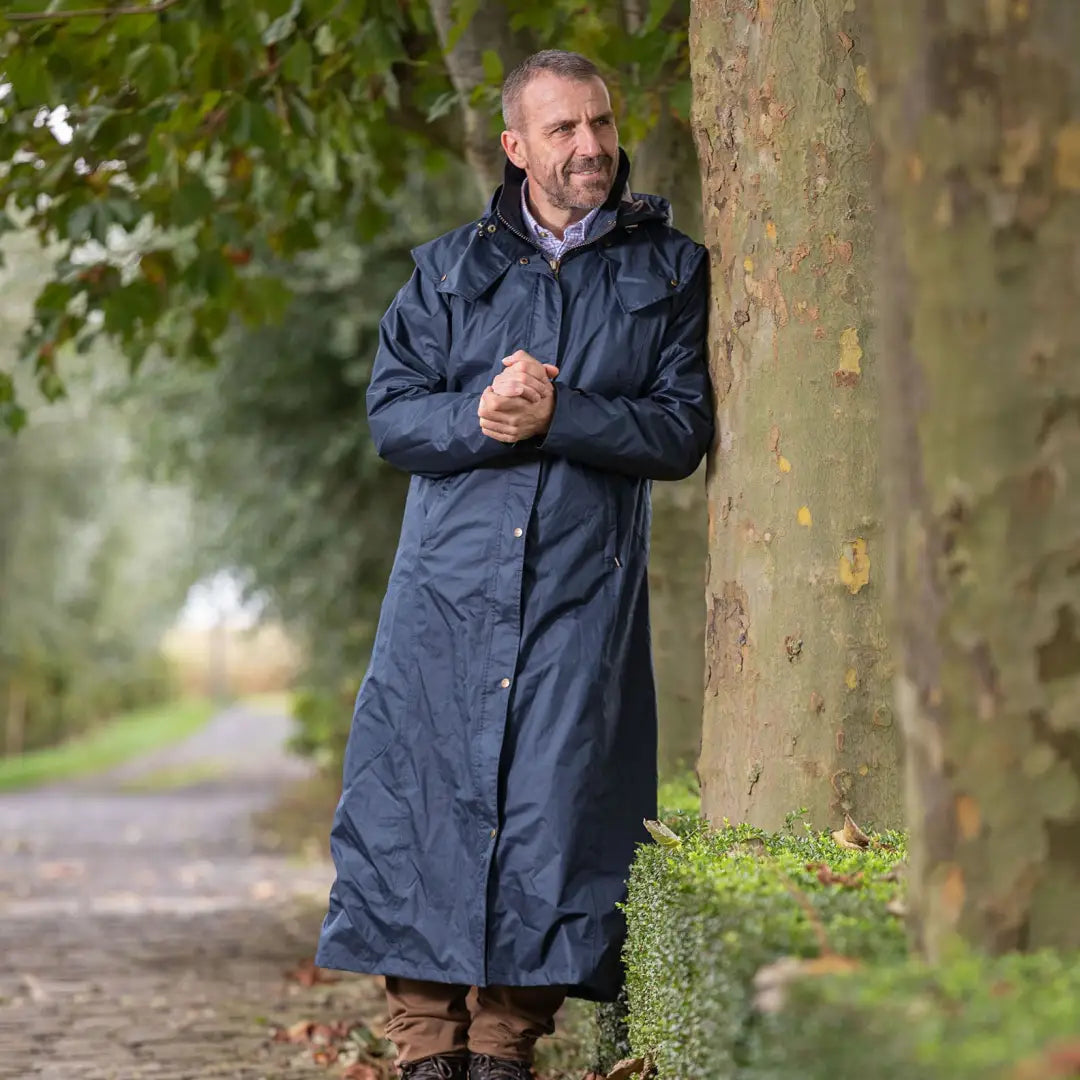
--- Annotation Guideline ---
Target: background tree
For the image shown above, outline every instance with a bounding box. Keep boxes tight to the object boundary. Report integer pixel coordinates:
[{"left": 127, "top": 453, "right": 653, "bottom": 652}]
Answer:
[
  {"left": 1, "top": 0, "right": 708, "bottom": 774},
  {"left": 0, "top": 232, "right": 196, "bottom": 754},
  {"left": 689, "top": 0, "right": 902, "bottom": 830},
  {"left": 872, "top": 0, "right": 1080, "bottom": 958}
]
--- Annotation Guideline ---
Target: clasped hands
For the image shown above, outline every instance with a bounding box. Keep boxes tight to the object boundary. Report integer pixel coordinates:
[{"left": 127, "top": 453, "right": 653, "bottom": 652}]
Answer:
[{"left": 477, "top": 349, "right": 559, "bottom": 444}]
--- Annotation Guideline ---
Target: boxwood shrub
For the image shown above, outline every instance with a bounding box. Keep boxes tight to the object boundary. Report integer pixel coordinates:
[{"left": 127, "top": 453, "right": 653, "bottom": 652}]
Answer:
[
  {"left": 622, "top": 814, "right": 1080, "bottom": 1079},
  {"left": 622, "top": 815, "right": 908, "bottom": 1079}
]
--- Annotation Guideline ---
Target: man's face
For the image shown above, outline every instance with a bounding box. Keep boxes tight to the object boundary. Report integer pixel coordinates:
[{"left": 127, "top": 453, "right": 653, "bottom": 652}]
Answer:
[{"left": 507, "top": 73, "right": 619, "bottom": 211}]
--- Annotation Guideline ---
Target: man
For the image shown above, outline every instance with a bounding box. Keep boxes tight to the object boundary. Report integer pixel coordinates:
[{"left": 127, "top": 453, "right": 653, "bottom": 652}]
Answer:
[{"left": 315, "top": 49, "right": 712, "bottom": 1080}]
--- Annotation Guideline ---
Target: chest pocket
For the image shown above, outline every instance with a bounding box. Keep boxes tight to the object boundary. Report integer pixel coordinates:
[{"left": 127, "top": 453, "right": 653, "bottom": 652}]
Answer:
[{"left": 435, "top": 252, "right": 523, "bottom": 392}]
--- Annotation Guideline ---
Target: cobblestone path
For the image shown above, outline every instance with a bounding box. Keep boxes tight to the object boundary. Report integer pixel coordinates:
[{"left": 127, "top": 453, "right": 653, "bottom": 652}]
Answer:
[{"left": 0, "top": 704, "right": 385, "bottom": 1080}]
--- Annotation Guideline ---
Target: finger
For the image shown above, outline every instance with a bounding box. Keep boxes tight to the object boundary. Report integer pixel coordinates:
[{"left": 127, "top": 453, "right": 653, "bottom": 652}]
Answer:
[
  {"left": 491, "top": 379, "right": 538, "bottom": 402},
  {"left": 492, "top": 376, "right": 543, "bottom": 403},
  {"left": 503, "top": 349, "right": 536, "bottom": 366},
  {"left": 481, "top": 392, "right": 532, "bottom": 418},
  {"left": 480, "top": 421, "right": 520, "bottom": 441},
  {"left": 543, "top": 364, "right": 559, "bottom": 378}
]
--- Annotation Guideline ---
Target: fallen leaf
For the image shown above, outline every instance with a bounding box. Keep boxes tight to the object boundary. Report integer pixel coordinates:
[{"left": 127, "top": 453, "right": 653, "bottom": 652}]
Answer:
[
  {"left": 643, "top": 819, "right": 682, "bottom": 849},
  {"left": 807, "top": 862, "right": 864, "bottom": 888},
  {"left": 606, "top": 1057, "right": 647, "bottom": 1080},
  {"left": 341, "top": 1065, "right": 382, "bottom": 1080},
  {"left": 284, "top": 957, "right": 341, "bottom": 987},
  {"left": 830, "top": 814, "right": 871, "bottom": 850}
]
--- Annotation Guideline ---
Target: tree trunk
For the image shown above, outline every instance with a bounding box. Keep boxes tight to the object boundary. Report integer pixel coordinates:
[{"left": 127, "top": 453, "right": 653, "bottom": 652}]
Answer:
[
  {"left": 690, "top": 0, "right": 902, "bottom": 831},
  {"left": 871, "top": 0, "right": 1080, "bottom": 957},
  {"left": 427, "top": 0, "right": 534, "bottom": 198},
  {"left": 633, "top": 114, "right": 709, "bottom": 780}
]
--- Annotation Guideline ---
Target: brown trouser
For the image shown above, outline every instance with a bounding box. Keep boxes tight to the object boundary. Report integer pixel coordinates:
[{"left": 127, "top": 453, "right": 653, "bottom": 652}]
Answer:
[{"left": 384, "top": 976, "right": 567, "bottom": 1065}]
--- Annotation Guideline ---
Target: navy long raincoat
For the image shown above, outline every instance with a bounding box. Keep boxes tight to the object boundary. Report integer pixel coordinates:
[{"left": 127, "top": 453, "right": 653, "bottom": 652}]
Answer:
[{"left": 315, "top": 149, "right": 713, "bottom": 1001}]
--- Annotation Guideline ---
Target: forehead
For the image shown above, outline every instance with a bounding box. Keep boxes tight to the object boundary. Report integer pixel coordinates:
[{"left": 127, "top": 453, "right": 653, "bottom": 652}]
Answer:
[{"left": 518, "top": 72, "right": 612, "bottom": 127}]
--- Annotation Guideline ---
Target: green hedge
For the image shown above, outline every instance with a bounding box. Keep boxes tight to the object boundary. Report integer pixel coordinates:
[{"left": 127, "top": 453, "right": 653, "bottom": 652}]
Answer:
[
  {"left": 622, "top": 815, "right": 1080, "bottom": 1079},
  {"left": 622, "top": 815, "right": 908, "bottom": 1079},
  {"left": 744, "top": 948, "right": 1080, "bottom": 1080}
]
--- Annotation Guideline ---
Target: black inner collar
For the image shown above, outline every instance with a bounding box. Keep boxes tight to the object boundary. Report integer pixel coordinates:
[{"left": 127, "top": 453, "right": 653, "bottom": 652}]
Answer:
[{"left": 494, "top": 147, "right": 633, "bottom": 235}]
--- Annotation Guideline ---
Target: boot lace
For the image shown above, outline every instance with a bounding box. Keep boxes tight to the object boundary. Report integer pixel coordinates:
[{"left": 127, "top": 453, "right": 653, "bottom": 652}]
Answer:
[
  {"left": 401, "top": 1053, "right": 467, "bottom": 1079},
  {"left": 470, "top": 1054, "right": 533, "bottom": 1080}
]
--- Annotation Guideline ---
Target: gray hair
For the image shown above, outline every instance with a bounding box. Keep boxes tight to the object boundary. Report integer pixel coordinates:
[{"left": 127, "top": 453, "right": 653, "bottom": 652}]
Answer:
[{"left": 501, "top": 50, "right": 604, "bottom": 130}]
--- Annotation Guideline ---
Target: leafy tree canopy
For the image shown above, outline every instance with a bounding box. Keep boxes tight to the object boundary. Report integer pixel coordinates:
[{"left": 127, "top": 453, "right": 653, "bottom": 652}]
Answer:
[{"left": 0, "top": 0, "right": 689, "bottom": 429}]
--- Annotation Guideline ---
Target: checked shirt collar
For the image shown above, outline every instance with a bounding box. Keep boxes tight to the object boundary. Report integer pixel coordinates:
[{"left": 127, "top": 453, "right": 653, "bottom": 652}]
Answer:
[{"left": 520, "top": 178, "right": 601, "bottom": 263}]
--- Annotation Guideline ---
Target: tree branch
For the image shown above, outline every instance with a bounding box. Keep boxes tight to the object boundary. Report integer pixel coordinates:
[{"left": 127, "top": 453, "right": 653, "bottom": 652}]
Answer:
[{"left": 3, "top": 0, "right": 182, "bottom": 23}]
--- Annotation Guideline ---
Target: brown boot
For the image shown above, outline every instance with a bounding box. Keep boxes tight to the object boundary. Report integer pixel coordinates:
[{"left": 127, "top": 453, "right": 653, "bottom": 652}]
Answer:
[
  {"left": 468, "top": 1053, "right": 534, "bottom": 1079},
  {"left": 400, "top": 1052, "right": 470, "bottom": 1079}
]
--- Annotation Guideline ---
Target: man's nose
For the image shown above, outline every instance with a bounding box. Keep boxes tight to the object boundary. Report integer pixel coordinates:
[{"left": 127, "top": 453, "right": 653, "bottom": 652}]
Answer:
[{"left": 575, "top": 123, "right": 602, "bottom": 158}]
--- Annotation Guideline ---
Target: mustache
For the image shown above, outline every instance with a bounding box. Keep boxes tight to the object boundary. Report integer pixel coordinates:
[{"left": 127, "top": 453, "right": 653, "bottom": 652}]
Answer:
[{"left": 565, "top": 155, "right": 612, "bottom": 176}]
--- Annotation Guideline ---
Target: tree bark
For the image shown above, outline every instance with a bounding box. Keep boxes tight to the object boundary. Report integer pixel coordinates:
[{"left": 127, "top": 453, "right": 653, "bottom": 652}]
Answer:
[
  {"left": 871, "top": 0, "right": 1080, "bottom": 957},
  {"left": 690, "top": 0, "right": 902, "bottom": 830}
]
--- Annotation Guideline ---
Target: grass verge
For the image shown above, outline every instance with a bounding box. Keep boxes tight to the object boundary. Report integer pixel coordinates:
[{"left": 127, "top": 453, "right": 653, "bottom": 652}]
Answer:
[{"left": 0, "top": 698, "right": 216, "bottom": 792}]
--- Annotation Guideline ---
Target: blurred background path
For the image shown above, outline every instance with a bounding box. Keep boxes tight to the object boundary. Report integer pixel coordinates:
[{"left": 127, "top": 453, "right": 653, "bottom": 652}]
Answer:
[{"left": 0, "top": 701, "right": 385, "bottom": 1080}]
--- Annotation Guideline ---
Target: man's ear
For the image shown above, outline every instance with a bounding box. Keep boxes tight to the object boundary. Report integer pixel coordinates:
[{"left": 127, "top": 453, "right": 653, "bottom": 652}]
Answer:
[{"left": 501, "top": 129, "right": 527, "bottom": 169}]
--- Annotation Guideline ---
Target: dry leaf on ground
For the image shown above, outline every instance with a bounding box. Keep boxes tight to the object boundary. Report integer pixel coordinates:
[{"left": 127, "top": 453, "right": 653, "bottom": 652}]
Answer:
[
  {"left": 806, "top": 862, "right": 864, "bottom": 888},
  {"left": 284, "top": 957, "right": 342, "bottom": 987},
  {"left": 830, "top": 814, "right": 870, "bottom": 850},
  {"left": 605, "top": 1057, "right": 647, "bottom": 1080}
]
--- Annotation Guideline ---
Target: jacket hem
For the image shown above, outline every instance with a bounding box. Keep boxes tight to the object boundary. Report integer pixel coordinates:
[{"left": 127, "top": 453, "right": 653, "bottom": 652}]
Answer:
[{"left": 313, "top": 945, "right": 620, "bottom": 1002}]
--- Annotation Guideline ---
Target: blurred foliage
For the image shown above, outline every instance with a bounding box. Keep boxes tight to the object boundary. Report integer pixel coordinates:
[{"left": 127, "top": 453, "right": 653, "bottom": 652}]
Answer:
[
  {"left": 127, "top": 161, "right": 469, "bottom": 762},
  {"left": 623, "top": 818, "right": 908, "bottom": 1078},
  {"left": 744, "top": 948, "right": 1080, "bottom": 1080},
  {"left": 0, "top": 232, "right": 197, "bottom": 756},
  {"left": 0, "top": 0, "right": 690, "bottom": 427}
]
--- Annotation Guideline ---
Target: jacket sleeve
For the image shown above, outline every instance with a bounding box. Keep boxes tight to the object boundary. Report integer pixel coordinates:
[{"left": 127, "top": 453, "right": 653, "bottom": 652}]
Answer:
[
  {"left": 537, "top": 249, "right": 714, "bottom": 481},
  {"left": 365, "top": 265, "right": 516, "bottom": 476}
]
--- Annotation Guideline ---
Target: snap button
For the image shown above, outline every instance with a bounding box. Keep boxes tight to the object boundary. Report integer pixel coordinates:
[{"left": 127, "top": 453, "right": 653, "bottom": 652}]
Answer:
[
  {"left": 513, "top": 527, "right": 523, "bottom": 538},
  {"left": 441, "top": 273, "right": 447, "bottom": 281},
  {"left": 670, "top": 278, "right": 679, "bottom": 287},
  {"left": 490, "top": 828, "right": 498, "bottom": 839},
  {"left": 519, "top": 256, "right": 529, "bottom": 265},
  {"left": 487, "top": 223, "right": 496, "bottom": 233},
  {"left": 500, "top": 677, "right": 511, "bottom": 688}
]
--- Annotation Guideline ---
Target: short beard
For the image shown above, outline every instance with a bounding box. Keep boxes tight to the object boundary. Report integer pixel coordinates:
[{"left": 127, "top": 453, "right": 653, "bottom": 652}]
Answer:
[{"left": 538, "top": 154, "right": 613, "bottom": 211}]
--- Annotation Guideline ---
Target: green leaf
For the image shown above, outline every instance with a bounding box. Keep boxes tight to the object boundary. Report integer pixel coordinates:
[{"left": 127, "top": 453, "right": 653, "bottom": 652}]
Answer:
[
  {"left": 445, "top": 0, "right": 480, "bottom": 52},
  {"left": 313, "top": 22, "right": 336, "bottom": 56},
  {"left": 262, "top": 0, "right": 302, "bottom": 46},
  {"left": 643, "top": 0, "right": 677, "bottom": 34},
  {"left": 5, "top": 49, "right": 53, "bottom": 106},
  {"left": 426, "top": 90, "right": 460, "bottom": 123},
  {"left": 170, "top": 178, "right": 215, "bottom": 226},
  {"left": 481, "top": 49, "right": 503, "bottom": 84},
  {"left": 125, "top": 44, "right": 180, "bottom": 101},
  {"left": 282, "top": 38, "right": 313, "bottom": 91}
]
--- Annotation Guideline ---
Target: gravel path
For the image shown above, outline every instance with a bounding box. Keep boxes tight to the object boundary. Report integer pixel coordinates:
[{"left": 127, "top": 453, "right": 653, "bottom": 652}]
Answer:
[{"left": 0, "top": 703, "right": 385, "bottom": 1080}]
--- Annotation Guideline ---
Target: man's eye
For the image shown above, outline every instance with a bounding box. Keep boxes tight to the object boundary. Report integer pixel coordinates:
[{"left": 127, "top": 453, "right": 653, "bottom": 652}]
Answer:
[
  {"left": 558, "top": 124, "right": 573, "bottom": 133},
  {"left": 595, "top": 118, "right": 611, "bottom": 126}
]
